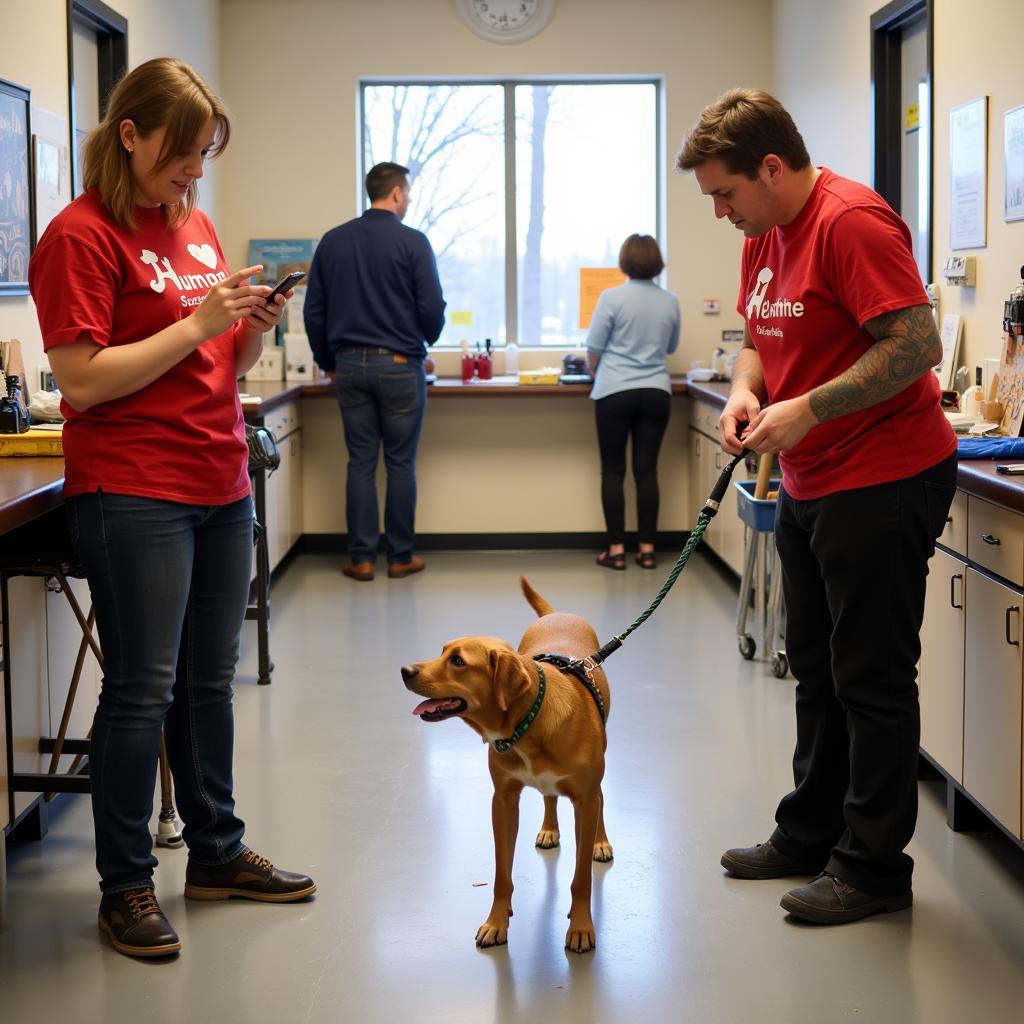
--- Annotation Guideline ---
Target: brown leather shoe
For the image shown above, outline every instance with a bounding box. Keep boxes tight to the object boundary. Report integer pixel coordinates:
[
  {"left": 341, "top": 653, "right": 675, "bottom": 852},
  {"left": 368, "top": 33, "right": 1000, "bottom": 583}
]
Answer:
[
  {"left": 184, "top": 849, "right": 316, "bottom": 902},
  {"left": 388, "top": 555, "right": 425, "bottom": 579},
  {"left": 98, "top": 887, "right": 181, "bottom": 958},
  {"left": 342, "top": 561, "right": 374, "bottom": 582},
  {"left": 780, "top": 872, "right": 912, "bottom": 924}
]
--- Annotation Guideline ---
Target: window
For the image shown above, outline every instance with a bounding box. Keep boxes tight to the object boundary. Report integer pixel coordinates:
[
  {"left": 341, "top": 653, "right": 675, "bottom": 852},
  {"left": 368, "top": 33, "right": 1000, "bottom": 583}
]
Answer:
[{"left": 361, "top": 80, "right": 660, "bottom": 348}]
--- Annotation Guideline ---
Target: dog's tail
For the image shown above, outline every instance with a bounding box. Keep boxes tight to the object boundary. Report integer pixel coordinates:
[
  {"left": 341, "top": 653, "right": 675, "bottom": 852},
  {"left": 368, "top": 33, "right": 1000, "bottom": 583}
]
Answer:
[{"left": 520, "top": 576, "right": 555, "bottom": 617}]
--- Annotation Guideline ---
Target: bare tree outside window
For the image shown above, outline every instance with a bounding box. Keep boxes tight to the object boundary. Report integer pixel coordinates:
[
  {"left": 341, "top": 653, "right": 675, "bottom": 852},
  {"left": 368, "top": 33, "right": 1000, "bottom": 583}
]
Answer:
[{"left": 362, "top": 81, "right": 658, "bottom": 349}]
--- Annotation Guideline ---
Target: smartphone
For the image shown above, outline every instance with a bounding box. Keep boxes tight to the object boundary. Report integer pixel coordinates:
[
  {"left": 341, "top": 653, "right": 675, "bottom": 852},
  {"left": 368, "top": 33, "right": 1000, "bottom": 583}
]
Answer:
[
  {"left": 264, "top": 270, "right": 306, "bottom": 305},
  {"left": 995, "top": 464, "right": 1024, "bottom": 474}
]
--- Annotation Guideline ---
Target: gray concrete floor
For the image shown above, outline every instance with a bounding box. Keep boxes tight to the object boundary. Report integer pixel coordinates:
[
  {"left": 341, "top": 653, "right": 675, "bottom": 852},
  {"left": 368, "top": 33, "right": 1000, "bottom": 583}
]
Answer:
[{"left": 1, "top": 551, "right": 1023, "bottom": 1022}]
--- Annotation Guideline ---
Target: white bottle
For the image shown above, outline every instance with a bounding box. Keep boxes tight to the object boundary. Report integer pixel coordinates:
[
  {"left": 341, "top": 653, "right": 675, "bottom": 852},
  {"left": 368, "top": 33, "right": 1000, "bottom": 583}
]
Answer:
[{"left": 504, "top": 340, "right": 519, "bottom": 376}]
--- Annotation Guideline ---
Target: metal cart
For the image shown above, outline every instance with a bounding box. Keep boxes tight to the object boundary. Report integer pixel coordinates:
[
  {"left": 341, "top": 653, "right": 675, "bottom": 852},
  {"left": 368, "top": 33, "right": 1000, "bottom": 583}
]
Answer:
[{"left": 734, "top": 479, "right": 788, "bottom": 678}]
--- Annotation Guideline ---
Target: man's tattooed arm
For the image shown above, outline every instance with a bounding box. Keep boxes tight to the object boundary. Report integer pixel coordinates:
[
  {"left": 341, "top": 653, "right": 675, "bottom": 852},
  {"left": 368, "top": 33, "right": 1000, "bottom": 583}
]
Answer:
[{"left": 808, "top": 304, "right": 942, "bottom": 423}]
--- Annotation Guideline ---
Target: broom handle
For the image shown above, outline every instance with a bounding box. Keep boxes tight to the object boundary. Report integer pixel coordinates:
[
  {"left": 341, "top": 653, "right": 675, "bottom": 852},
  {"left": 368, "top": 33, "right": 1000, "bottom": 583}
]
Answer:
[{"left": 754, "top": 451, "right": 773, "bottom": 500}]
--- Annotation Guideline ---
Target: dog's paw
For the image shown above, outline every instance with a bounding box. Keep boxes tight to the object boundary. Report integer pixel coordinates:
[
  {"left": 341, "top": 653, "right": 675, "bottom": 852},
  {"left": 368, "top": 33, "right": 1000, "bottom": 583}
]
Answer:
[
  {"left": 535, "top": 829, "right": 560, "bottom": 849},
  {"left": 592, "top": 841, "right": 614, "bottom": 862},
  {"left": 475, "top": 922, "right": 509, "bottom": 948},
  {"left": 565, "top": 920, "right": 596, "bottom": 954}
]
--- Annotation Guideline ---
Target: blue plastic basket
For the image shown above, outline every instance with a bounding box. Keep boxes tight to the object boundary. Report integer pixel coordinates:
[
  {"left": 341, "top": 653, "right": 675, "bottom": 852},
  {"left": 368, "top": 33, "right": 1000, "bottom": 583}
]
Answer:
[{"left": 734, "top": 479, "right": 781, "bottom": 532}]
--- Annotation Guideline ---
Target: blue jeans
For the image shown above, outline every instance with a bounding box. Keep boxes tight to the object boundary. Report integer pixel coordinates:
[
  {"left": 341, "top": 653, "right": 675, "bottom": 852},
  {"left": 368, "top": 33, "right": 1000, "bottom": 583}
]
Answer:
[
  {"left": 333, "top": 349, "right": 426, "bottom": 564},
  {"left": 67, "top": 492, "right": 254, "bottom": 893}
]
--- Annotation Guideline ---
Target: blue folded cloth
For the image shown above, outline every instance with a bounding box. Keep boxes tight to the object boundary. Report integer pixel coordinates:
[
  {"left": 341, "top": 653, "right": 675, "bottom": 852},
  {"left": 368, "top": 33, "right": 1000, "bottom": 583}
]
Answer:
[{"left": 957, "top": 436, "right": 1024, "bottom": 459}]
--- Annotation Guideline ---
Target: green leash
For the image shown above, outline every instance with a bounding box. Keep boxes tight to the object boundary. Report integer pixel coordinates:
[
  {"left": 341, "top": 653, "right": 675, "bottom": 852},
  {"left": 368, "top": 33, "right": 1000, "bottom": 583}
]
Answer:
[{"left": 577, "top": 449, "right": 748, "bottom": 675}]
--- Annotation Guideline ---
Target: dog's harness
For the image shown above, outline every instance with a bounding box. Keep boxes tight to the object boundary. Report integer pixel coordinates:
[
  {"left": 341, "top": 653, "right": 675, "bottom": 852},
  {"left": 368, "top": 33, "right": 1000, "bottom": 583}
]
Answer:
[
  {"left": 533, "top": 653, "right": 607, "bottom": 726},
  {"left": 492, "top": 665, "right": 546, "bottom": 754}
]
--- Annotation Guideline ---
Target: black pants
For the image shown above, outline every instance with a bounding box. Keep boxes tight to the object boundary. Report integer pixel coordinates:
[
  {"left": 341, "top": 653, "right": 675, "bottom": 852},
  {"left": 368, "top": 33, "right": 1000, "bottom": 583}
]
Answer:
[
  {"left": 594, "top": 389, "right": 671, "bottom": 546},
  {"left": 769, "top": 452, "right": 957, "bottom": 895}
]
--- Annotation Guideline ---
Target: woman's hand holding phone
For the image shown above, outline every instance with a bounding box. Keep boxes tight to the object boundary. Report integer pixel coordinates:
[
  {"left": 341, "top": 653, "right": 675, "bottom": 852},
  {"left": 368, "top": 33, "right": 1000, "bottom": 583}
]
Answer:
[
  {"left": 193, "top": 265, "right": 268, "bottom": 340},
  {"left": 245, "top": 270, "right": 306, "bottom": 332}
]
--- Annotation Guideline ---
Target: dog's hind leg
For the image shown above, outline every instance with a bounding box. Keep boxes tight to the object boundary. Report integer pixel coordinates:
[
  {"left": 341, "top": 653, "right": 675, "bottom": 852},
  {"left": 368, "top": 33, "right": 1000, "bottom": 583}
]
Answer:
[
  {"left": 565, "top": 788, "right": 599, "bottom": 953},
  {"left": 476, "top": 780, "right": 522, "bottom": 948},
  {"left": 593, "top": 787, "right": 613, "bottom": 862},
  {"left": 535, "top": 795, "right": 560, "bottom": 849}
]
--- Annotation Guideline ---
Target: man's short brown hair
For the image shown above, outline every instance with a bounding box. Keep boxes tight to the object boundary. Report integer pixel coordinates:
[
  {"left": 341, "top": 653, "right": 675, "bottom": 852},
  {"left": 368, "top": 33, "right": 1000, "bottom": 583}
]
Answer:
[
  {"left": 366, "top": 161, "right": 409, "bottom": 201},
  {"left": 618, "top": 234, "right": 664, "bottom": 280},
  {"left": 675, "top": 88, "right": 810, "bottom": 179}
]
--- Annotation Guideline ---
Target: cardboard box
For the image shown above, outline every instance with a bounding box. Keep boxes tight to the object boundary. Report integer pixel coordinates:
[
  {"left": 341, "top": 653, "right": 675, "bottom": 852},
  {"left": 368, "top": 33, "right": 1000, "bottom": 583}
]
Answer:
[{"left": 245, "top": 347, "right": 284, "bottom": 382}]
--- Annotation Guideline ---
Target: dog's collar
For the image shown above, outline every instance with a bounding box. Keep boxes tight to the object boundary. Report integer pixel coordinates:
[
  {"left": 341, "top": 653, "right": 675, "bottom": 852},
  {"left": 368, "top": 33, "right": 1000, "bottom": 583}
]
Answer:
[{"left": 492, "top": 665, "right": 546, "bottom": 754}]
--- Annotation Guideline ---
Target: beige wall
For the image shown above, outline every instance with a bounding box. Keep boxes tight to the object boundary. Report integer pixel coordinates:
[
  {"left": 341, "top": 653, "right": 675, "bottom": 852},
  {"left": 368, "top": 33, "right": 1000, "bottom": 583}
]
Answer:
[
  {"left": 218, "top": 0, "right": 774, "bottom": 373},
  {"left": 774, "top": 0, "right": 1024, "bottom": 382},
  {"left": 0, "top": 0, "right": 222, "bottom": 381},
  {"left": 217, "top": 0, "right": 773, "bottom": 534}
]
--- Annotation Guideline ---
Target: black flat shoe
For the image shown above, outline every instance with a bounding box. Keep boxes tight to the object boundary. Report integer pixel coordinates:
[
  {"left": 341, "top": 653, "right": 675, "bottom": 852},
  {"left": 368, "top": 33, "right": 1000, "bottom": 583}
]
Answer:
[
  {"left": 596, "top": 551, "right": 626, "bottom": 571},
  {"left": 635, "top": 552, "right": 657, "bottom": 569}
]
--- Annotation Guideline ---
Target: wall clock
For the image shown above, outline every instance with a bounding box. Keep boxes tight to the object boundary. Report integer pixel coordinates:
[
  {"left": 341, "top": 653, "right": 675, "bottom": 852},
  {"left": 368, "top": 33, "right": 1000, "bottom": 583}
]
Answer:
[{"left": 454, "top": 0, "right": 556, "bottom": 44}]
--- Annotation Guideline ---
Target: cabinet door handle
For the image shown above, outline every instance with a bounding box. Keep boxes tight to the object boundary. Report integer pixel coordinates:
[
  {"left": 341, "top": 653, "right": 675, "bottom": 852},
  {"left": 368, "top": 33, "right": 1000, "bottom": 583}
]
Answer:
[
  {"left": 714, "top": 451, "right": 723, "bottom": 469},
  {"left": 950, "top": 573, "right": 963, "bottom": 609},
  {"left": 1006, "top": 605, "right": 1020, "bottom": 646},
  {"left": 694, "top": 436, "right": 700, "bottom": 456},
  {"left": 981, "top": 533, "right": 1001, "bottom": 545}
]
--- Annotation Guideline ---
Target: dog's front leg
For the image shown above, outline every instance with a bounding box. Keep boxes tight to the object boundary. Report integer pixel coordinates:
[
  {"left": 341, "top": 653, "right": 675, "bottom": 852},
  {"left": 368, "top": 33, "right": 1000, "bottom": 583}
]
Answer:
[
  {"left": 476, "top": 780, "right": 522, "bottom": 948},
  {"left": 535, "top": 795, "right": 560, "bottom": 849},
  {"left": 565, "top": 788, "right": 600, "bottom": 953}
]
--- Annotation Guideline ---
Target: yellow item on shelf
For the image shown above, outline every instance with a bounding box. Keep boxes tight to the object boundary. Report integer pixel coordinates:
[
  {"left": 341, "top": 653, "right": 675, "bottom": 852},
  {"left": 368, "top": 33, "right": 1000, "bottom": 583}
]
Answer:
[
  {"left": 0, "top": 426, "right": 64, "bottom": 457},
  {"left": 517, "top": 367, "right": 561, "bottom": 386}
]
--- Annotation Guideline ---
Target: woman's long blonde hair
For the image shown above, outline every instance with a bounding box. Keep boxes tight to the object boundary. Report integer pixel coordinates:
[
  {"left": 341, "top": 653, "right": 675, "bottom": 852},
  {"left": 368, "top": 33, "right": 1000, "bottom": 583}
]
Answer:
[{"left": 82, "top": 57, "right": 230, "bottom": 231}]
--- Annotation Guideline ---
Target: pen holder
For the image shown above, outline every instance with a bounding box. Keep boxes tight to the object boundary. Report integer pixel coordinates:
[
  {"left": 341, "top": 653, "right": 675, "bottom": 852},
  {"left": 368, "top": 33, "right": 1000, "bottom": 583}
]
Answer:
[
  {"left": 477, "top": 354, "right": 492, "bottom": 380},
  {"left": 461, "top": 354, "right": 476, "bottom": 383}
]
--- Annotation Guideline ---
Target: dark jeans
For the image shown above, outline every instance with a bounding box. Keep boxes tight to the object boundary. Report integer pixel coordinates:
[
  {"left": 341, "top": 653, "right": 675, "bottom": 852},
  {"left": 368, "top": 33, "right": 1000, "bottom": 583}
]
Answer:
[
  {"left": 594, "top": 388, "right": 671, "bottom": 545},
  {"left": 769, "top": 452, "right": 957, "bottom": 895},
  {"left": 68, "top": 492, "right": 254, "bottom": 893},
  {"left": 333, "top": 348, "right": 426, "bottom": 564}
]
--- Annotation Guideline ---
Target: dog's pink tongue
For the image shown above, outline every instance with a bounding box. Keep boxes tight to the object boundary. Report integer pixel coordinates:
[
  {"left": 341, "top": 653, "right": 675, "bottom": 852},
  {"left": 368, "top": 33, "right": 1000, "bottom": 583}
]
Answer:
[{"left": 413, "top": 698, "right": 450, "bottom": 717}]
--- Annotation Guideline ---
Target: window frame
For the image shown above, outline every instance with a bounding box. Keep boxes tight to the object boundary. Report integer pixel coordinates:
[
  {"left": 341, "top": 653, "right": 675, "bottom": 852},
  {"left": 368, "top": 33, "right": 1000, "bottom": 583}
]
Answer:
[{"left": 358, "top": 76, "right": 664, "bottom": 348}]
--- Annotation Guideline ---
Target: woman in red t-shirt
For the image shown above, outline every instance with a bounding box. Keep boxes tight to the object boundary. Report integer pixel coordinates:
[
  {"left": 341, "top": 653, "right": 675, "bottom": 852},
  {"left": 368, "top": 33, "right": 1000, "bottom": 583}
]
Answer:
[{"left": 28, "top": 57, "right": 315, "bottom": 959}]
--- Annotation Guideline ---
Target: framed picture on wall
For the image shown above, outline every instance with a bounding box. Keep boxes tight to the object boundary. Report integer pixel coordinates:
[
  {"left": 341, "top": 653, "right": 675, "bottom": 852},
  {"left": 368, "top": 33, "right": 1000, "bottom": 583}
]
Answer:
[
  {"left": 0, "top": 78, "right": 34, "bottom": 296},
  {"left": 1005, "top": 105, "right": 1024, "bottom": 223}
]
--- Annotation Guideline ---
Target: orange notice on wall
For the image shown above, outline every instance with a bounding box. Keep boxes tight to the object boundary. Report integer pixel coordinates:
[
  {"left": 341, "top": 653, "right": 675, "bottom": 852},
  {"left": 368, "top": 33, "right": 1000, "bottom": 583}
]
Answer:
[{"left": 578, "top": 268, "right": 627, "bottom": 329}]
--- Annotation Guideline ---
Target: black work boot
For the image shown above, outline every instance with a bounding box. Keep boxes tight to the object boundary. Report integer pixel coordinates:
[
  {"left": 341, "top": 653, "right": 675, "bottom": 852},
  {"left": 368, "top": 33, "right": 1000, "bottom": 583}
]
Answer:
[
  {"left": 721, "top": 839, "right": 824, "bottom": 879},
  {"left": 184, "top": 848, "right": 316, "bottom": 902},
  {"left": 98, "top": 887, "right": 181, "bottom": 958}
]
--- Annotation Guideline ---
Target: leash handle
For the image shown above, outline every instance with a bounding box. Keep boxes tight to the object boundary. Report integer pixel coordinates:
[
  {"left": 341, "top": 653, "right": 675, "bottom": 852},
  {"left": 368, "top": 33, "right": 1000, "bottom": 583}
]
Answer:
[{"left": 704, "top": 448, "right": 748, "bottom": 517}]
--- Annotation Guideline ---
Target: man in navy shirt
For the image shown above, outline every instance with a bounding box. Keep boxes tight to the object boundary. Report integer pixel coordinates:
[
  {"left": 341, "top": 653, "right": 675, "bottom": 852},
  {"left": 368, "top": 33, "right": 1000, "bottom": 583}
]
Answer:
[{"left": 305, "top": 162, "right": 446, "bottom": 581}]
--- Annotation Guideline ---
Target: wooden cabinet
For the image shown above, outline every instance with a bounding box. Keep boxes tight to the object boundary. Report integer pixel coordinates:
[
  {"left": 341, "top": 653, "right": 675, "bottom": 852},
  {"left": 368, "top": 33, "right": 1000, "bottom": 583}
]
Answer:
[
  {"left": 688, "top": 398, "right": 746, "bottom": 576},
  {"left": 919, "top": 547, "right": 966, "bottom": 781},
  {"left": 920, "top": 489, "right": 1024, "bottom": 840},
  {"left": 962, "top": 567, "right": 1023, "bottom": 837},
  {"left": 254, "top": 401, "right": 304, "bottom": 573}
]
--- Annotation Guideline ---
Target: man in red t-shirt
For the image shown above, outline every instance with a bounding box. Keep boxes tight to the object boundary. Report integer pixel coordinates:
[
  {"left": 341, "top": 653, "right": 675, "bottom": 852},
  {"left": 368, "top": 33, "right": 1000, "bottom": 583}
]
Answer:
[{"left": 677, "top": 89, "right": 957, "bottom": 924}]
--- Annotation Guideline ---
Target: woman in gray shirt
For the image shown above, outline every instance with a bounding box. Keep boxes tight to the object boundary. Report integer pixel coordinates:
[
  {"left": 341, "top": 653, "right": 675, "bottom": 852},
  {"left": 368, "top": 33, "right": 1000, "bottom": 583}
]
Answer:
[{"left": 586, "top": 234, "right": 680, "bottom": 570}]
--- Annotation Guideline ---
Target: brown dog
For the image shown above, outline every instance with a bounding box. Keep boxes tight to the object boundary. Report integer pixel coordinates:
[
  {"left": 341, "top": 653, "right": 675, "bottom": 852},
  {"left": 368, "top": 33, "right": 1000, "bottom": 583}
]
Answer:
[{"left": 400, "top": 577, "right": 612, "bottom": 954}]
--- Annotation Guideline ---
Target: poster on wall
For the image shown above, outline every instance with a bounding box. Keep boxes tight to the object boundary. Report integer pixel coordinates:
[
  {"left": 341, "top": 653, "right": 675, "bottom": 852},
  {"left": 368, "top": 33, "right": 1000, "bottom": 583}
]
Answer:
[
  {"left": 1005, "top": 104, "right": 1024, "bottom": 224},
  {"left": 0, "top": 78, "right": 33, "bottom": 296},
  {"left": 949, "top": 96, "right": 988, "bottom": 250}
]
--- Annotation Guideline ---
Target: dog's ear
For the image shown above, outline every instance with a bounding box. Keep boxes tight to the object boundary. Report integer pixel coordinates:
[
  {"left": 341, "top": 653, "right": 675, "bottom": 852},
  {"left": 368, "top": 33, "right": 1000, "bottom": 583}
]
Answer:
[{"left": 490, "top": 650, "right": 531, "bottom": 713}]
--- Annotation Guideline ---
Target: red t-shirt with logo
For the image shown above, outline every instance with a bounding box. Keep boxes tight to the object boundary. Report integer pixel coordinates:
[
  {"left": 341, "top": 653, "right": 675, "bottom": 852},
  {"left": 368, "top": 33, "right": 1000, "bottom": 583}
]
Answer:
[
  {"left": 736, "top": 168, "right": 955, "bottom": 500},
  {"left": 29, "top": 189, "right": 250, "bottom": 504}
]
